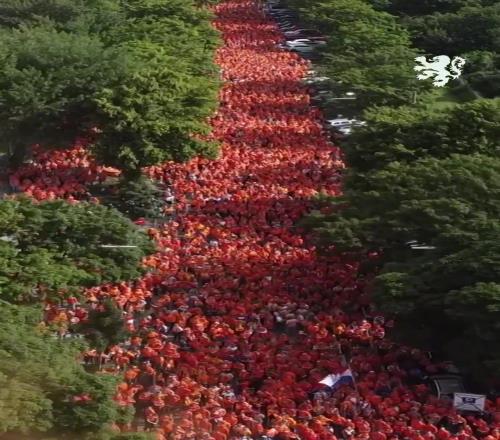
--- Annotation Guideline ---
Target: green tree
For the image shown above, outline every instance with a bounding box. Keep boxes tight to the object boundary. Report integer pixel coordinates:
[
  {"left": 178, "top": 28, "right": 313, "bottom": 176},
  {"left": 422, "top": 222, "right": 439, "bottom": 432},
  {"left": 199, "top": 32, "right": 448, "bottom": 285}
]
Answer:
[
  {"left": 380, "top": 0, "right": 476, "bottom": 16},
  {"left": 0, "top": 0, "right": 85, "bottom": 28},
  {"left": 304, "top": 155, "right": 500, "bottom": 382},
  {"left": 76, "top": 299, "right": 129, "bottom": 369},
  {"left": 0, "top": 0, "right": 126, "bottom": 37},
  {"left": 91, "top": 38, "right": 219, "bottom": 177},
  {"left": 91, "top": 176, "right": 166, "bottom": 220},
  {"left": 0, "top": 23, "right": 128, "bottom": 166},
  {"left": 0, "top": 0, "right": 220, "bottom": 173},
  {"left": 406, "top": 3, "right": 500, "bottom": 55},
  {"left": 284, "top": 0, "right": 426, "bottom": 106},
  {"left": 0, "top": 303, "right": 131, "bottom": 438},
  {"left": 0, "top": 198, "right": 154, "bottom": 303},
  {"left": 343, "top": 99, "right": 500, "bottom": 174},
  {"left": 468, "top": 72, "right": 500, "bottom": 98}
]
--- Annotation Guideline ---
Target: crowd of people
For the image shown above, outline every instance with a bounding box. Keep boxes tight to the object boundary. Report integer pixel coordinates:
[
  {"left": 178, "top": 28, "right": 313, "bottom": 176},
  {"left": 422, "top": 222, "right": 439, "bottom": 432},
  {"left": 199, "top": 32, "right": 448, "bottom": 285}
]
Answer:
[
  {"left": 11, "top": 0, "right": 500, "bottom": 439},
  {"left": 8, "top": 140, "right": 118, "bottom": 201}
]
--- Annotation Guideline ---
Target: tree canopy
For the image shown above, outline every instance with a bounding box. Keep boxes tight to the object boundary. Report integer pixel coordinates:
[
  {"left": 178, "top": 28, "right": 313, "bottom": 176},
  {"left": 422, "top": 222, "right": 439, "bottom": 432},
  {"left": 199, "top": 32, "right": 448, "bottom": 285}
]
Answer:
[
  {"left": 371, "top": 0, "right": 481, "bottom": 16},
  {"left": 0, "top": 198, "right": 154, "bottom": 303},
  {"left": 77, "top": 299, "right": 130, "bottom": 355},
  {"left": 91, "top": 175, "right": 166, "bottom": 220},
  {"left": 405, "top": 3, "right": 500, "bottom": 56},
  {"left": 286, "top": 0, "right": 500, "bottom": 388},
  {"left": 0, "top": 23, "right": 128, "bottom": 164},
  {"left": 382, "top": 0, "right": 500, "bottom": 99},
  {"left": 343, "top": 98, "right": 500, "bottom": 174},
  {"left": 304, "top": 153, "right": 500, "bottom": 382},
  {"left": 284, "top": 0, "right": 428, "bottom": 106},
  {"left": 0, "top": 303, "right": 142, "bottom": 439},
  {"left": 0, "top": 0, "right": 221, "bottom": 174}
]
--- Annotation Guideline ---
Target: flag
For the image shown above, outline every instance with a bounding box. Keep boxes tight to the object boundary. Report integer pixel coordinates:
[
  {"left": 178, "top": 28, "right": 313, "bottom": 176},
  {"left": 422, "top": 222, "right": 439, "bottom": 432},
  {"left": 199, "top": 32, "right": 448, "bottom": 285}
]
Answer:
[{"left": 319, "top": 369, "right": 355, "bottom": 390}]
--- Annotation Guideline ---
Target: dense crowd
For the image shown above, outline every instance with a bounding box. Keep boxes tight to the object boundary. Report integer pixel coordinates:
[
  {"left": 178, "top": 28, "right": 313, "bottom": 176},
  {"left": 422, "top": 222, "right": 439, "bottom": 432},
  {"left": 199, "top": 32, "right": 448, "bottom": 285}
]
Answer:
[
  {"left": 8, "top": 140, "right": 118, "bottom": 201},
  {"left": 13, "top": 0, "right": 500, "bottom": 439}
]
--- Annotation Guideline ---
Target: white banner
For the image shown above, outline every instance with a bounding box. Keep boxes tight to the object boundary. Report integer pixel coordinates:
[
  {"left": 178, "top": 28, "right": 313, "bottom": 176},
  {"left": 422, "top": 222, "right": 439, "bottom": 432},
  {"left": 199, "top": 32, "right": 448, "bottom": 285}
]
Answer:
[{"left": 453, "top": 393, "right": 486, "bottom": 412}]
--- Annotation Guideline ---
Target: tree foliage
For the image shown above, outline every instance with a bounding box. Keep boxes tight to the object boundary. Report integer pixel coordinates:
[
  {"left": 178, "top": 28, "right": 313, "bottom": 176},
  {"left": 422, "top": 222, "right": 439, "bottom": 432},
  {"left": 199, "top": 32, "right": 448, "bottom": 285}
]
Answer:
[
  {"left": 0, "top": 303, "right": 133, "bottom": 439},
  {"left": 284, "top": 0, "right": 427, "bottom": 106},
  {"left": 91, "top": 39, "right": 219, "bottom": 175},
  {"left": 77, "top": 299, "right": 130, "bottom": 354},
  {"left": 0, "top": 0, "right": 89, "bottom": 28},
  {"left": 373, "top": 0, "right": 480, "bottom": 16},
  {"left": 0, "top": 0, "right": 220, "bottom": 173},
  {"left": 0, "top": 23, "right": 128, "bottom": 165},
  {"left": 305, "top": 154, "right": 500, "bottom": 382},
  {"left": 343, "top": 99, "right": 500, "bottom": 174},
  {"left": 91, "top": 176, "right": 166, "bottom": 220},
  {"left": 385, "top": 0, "right": 500, "bottom": 98},
  {"left": 0, "top": 198, "right": 154, "bottom": 303},
  {"left": 405, "top": 3, "right": 500, "bottom": 56}
]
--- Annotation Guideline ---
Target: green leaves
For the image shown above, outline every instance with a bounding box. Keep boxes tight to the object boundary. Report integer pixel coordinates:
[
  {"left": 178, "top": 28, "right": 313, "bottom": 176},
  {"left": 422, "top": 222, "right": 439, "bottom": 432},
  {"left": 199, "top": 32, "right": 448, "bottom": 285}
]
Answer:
[
  {"left": 0, "top": 0, "right": 221, "bottom": 173},
  {"left": 0, "top": 23, "right": 127, "bottom": 155},
  {"left": 343, "top": 99, "right": 500, "bottom": 175},
  {"left": 286, "top": 0, "right": 425, "bottom": 106},
  {"left": 0, "top": 198, "right": 154, "bottom": 303},
  {"left": 0, "top": 303, "right": 121, "bottom": 437},
  {"left": 401, "top": 0, "right": 500, "bottom": 95},
  {"left": 91, "top": 36, "right": 218, "bottom": 171},
  {"left": 93, "top": 175, "right": 166, "bottom": 220},
  {"left": 0, "top": 198, "right": 151, "bottom": 437},
  {"left": 77, "top": 299, "right": 129, "bottom": 352},
  {"left": 305, "top": 101, "right": 500, "bottom": 381}
]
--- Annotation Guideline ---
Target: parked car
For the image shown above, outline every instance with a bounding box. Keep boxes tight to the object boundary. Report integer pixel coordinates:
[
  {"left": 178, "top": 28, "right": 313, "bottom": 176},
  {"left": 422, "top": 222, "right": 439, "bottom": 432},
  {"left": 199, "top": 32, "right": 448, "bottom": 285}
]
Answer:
[
  {"left": 336, "top": 126, "right": 353, "bottom": 136},
  {"left": 273, "top": 13, "right": 297, "bottom": 19},
  {"left": 270, "top": 10, "right": 294, "bottom": 17},
  {"left": 266, "top": 4, "right": 285, "bottom": 8},
  {"left": 326, "top": 118, "right": 366, "bottom": 137},
  {"left": 305, "top": 36, "right": 328, "bottom": 42},
  {"left": 268, "top": 8, "right": 290, "bottom": 15},
  {"left": 286, "top": 34, "right": 327, "bottom": 42},
  {"left": 278, "top": 20, "right": 295, "bottom": 27},
  {"left": 269, "top": 9, "right": 294, "bottom": 15},
  {"left": 326, "top": 118, "right": 356, "bottom": 127},
  {"left": 332, "top": 124, "right": 364, "bottom": 137},
  {"left": 278, "top": 20, "right": 295, "bottom": 26}
]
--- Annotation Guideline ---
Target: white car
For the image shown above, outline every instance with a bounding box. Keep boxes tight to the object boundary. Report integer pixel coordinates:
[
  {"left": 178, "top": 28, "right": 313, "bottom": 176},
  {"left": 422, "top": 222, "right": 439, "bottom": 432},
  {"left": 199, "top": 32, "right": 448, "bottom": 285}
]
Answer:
[
  {"left": 327, "top": 117, "right": 365, "bottom": 126},
  {"left": 326, "top": 118, "right": 366, "bottom": 134},
  {"left": 284, "top": 40, "right": 325, "bottom": 53},
  {"left": 327, "top": 118, "right": 356, "bottom": 127}
]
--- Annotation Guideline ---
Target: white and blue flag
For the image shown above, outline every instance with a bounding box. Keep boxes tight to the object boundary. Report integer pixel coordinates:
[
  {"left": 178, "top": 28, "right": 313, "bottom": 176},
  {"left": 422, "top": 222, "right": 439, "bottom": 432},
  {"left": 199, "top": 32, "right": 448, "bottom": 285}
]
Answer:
[{"left": 319, "top": 369, "right": 355, "bottom": 391}]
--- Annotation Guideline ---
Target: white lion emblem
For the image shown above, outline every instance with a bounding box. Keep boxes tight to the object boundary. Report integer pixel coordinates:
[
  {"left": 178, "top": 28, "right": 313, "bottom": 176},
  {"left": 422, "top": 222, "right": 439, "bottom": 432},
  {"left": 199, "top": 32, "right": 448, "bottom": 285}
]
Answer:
[{"left": 414, "top": 55, "right": 466, "bottom": 87}]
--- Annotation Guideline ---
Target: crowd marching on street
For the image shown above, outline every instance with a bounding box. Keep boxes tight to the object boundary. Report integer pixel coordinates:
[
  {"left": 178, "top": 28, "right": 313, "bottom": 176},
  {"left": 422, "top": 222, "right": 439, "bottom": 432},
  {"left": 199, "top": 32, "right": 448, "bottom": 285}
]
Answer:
[{"left": 9, "top": 0, "right": 500, "bottom": 439}]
